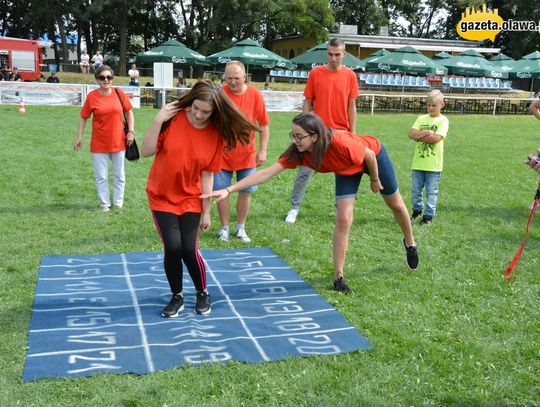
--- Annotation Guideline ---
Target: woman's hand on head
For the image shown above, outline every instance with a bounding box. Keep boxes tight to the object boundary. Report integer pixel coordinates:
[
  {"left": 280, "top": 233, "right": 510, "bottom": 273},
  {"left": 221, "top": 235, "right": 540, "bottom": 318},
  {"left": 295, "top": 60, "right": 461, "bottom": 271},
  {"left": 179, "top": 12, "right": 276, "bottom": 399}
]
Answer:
[{"left": 156, "top": 102, "right": 181, "bottom": 123}]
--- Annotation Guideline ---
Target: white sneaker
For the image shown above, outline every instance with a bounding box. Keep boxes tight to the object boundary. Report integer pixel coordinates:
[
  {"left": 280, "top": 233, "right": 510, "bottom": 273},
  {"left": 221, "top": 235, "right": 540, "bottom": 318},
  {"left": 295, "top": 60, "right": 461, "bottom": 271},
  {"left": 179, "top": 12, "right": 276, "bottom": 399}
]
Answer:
[
  {"left": 98, "top": 205, "right": 110, "bottom": 212},
  {"left": 218, "top": 227, "right": 230, "bottom": 241},
  {"left": 285, "top": 209, "right": 299, "bottom": 224},
  {"left": 236, "top": 228, "right": 251, "bottom": 243}
]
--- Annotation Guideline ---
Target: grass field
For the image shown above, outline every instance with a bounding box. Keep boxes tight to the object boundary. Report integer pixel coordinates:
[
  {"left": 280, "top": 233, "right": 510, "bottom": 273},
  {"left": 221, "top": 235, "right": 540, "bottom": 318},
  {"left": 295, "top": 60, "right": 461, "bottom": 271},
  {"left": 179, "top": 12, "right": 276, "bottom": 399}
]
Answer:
[{"left": 1, "top": 105, "right": 539, "bottom": 406}]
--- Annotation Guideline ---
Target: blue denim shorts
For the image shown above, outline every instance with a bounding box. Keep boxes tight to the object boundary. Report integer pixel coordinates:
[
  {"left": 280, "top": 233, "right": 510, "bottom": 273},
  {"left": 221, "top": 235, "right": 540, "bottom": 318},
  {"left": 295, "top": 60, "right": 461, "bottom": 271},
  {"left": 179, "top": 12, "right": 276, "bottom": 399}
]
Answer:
[
  {"left": 335, "top": 144, "right": 398, "bottom": 199},
  {"left": 213, "top": 167, "right": 258, "bottom": 193}
]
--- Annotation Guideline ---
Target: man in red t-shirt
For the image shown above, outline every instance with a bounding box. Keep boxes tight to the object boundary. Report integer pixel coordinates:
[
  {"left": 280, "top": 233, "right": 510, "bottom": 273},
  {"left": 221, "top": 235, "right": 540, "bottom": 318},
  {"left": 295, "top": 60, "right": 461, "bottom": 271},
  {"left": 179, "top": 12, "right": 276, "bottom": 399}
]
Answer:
[
  {"left": 214, "top": 61, "right": 270, "bottom": 243},
  {"left": 285, "top": 38, "right": 359, "bottom": 224}
]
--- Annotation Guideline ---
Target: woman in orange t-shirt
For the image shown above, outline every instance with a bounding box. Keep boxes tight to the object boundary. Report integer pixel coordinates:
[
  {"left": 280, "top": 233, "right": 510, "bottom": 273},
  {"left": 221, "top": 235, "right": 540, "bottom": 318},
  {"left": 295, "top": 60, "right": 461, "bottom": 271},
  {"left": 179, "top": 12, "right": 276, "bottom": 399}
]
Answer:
[
  {"left": 204, "top": 112, "right": 419, "bottom": 295},
  {"left": 74, "top": 65, "right": 135, "bottom": 211},
  {"left": 142, "top": 80, "right": 257, "bottom": 317}
]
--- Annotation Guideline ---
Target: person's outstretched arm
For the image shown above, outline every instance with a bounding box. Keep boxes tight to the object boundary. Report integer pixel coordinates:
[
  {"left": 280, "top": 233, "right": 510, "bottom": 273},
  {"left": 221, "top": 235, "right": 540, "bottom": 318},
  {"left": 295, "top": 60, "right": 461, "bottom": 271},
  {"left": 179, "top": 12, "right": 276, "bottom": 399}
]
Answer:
[{"left": 202, "top": 162, "right": 285, "bottom": 201}]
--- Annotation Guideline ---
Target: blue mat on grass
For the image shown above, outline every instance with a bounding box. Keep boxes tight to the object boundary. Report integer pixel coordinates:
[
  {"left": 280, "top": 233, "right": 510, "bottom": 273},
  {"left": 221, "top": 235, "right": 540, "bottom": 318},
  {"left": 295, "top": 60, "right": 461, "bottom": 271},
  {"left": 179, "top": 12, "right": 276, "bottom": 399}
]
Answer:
[{"left": 24, "top": 247, "right": 372, "bottom": 381}]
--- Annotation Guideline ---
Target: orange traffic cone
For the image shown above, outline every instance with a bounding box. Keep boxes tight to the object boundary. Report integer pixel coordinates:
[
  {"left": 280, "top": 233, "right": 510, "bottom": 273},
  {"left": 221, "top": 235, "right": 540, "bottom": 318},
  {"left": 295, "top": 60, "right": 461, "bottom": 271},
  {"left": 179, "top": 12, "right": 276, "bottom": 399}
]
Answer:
[{"left": 18, "top": 99, "right": 26, "bottom": 114}]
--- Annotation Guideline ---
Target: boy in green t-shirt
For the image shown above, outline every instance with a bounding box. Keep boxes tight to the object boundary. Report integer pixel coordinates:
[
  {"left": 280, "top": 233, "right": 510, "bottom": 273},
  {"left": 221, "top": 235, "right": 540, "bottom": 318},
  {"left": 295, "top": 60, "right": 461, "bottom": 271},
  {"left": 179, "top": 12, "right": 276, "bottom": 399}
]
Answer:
[{"left": 408, "top": 90, "right": 449, "bottom": 225}]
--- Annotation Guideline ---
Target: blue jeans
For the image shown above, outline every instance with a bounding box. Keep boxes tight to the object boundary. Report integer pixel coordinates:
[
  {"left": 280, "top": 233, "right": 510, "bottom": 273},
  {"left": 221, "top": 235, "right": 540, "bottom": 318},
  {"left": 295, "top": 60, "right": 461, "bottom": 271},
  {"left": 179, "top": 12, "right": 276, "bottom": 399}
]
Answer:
[
  {"left": 213, "top": 168, "right": 258, "bottom": 193},
  {"left": 411, "top": 170, "right": 441, "bottom": 218}
]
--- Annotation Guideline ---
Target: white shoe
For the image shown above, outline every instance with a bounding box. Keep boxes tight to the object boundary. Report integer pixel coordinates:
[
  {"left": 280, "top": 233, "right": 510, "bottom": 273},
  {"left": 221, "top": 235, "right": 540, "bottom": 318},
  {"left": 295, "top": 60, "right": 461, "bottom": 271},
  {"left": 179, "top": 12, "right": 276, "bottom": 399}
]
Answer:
[
  {"left": 218, "top": 227, "right": 230, "bottom": 241},
  {"left": 98, "top": 205, "right": 110, "bottom": 212},
  {"left": 236, "top": 228, "right": 251, "bottom": 243},
  {"left": 285, "top": 209, "right": 299, "bottom": 224}
]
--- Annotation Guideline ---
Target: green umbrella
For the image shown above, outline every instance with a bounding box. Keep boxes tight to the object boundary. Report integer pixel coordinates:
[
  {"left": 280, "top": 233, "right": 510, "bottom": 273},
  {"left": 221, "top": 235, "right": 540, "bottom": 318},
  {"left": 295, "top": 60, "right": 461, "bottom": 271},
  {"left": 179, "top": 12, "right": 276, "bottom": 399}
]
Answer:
[
  {"left": 441, "top": 49, "right": 507, "bottom": 78},
  {"left": 207, "top": 38, "right": 291, "bottom": 70},
  {"left": 288, "top": 42, "right": 365, "bottom": 71},
  {"left": 361, "top": 49, "right": 390, "bottom": 65},
  {"left": 509, "top": 53, "right": 540, "bottom": 91},
  {"left": 489, "top": 53, "right": 515, "bottom": 72},
  {"left": 135, "top": 39, "right": 209, "bottom": 66},
  {"left": 523, "top": 51, "right": 540, "bottom": 60},
  {"left": 366, "top": 46, "right": 447, "bottom": 75},
  {"left": 433, "top": 51, "right": 452, "bottom": 60}
]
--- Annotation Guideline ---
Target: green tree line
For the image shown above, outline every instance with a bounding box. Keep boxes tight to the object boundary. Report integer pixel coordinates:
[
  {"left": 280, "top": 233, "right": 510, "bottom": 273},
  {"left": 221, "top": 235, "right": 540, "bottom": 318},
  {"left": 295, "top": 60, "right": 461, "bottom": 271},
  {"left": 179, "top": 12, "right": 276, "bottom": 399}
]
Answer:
[{"left": 0, "top": 0, "right": 538, "bottom": 76}]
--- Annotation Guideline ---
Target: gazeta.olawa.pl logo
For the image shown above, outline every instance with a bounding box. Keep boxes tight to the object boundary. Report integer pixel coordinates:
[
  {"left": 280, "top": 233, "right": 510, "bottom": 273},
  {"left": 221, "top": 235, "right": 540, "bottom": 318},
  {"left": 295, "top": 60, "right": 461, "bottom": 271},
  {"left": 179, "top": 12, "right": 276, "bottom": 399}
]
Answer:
[{"left": 457, "top": 4, "right": 540, "bottom": 42}]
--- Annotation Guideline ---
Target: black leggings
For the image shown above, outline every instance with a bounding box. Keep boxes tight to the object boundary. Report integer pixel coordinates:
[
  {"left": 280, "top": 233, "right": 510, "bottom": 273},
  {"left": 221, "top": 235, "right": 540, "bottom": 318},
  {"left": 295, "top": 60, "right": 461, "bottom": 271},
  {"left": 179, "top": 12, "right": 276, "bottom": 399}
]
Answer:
[{"left": 151, "top": 211, "right": 207, "bottom": 294}]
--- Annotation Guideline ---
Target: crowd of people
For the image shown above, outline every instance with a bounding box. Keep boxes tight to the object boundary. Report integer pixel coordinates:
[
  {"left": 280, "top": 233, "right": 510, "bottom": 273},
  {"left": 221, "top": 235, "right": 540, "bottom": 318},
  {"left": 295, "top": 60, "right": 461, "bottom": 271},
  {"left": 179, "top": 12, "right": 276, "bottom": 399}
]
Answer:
[
  {"left": 70, "top": 38, "right": 540, "bottom": 318},
  {"left": 1, "top": 66, "right": 22, "bottom": 81}
]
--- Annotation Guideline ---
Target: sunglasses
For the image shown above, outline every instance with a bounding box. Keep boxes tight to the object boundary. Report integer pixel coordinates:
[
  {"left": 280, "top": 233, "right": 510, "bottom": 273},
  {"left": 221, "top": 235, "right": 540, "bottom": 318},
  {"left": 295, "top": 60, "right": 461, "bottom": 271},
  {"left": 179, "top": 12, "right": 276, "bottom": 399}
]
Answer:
[{"left": 98, "top": 75, "right": 113, "bottom": 81}]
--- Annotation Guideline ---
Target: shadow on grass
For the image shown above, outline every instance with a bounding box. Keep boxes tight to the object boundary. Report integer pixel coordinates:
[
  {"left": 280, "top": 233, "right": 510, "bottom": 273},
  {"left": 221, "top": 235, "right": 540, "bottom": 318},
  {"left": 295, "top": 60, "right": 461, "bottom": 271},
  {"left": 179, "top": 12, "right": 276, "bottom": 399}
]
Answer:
[{"left": 0, "top": 202, "right": 97, "bottom": 215}]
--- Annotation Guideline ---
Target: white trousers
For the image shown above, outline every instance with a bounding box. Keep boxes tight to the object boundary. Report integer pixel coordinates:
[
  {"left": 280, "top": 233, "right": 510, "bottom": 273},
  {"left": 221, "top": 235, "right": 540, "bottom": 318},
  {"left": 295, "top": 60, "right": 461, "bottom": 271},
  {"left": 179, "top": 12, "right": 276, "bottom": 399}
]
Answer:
[{"left": 92, "top": 151, "right": 125, "bottom": 208}]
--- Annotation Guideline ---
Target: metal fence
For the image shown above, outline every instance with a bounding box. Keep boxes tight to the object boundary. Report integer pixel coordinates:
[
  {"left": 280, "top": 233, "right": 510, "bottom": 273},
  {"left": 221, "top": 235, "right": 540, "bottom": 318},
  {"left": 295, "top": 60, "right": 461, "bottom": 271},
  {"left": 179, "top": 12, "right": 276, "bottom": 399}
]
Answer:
[
  {"left": 356, "top": 93, "right": 531, "bottom": 115},
  {"left": 135, "top": 86, "right": 532, "bottom": 116}
]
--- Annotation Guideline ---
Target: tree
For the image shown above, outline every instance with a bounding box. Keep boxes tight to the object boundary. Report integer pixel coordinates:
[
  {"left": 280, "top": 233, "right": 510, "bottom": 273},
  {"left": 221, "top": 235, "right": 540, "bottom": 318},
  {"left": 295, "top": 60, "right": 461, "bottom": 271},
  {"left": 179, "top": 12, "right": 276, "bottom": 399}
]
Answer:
[
  {"left": 387, "top": 0, "right": 449, "bottom": 38},
  {"left": 330, "top": 0, "right": 387, "bottom": 35},
  {"left": 177, "top": 0, "right": 334, "bottom": 55}
]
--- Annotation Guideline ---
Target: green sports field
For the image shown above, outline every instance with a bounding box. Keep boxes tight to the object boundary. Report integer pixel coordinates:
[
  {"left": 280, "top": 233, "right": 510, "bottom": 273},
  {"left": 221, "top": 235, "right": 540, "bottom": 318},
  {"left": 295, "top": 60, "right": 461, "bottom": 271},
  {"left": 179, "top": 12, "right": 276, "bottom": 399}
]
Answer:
[{"left": 1, "top": 105, "right": 539, "bottom": 406}]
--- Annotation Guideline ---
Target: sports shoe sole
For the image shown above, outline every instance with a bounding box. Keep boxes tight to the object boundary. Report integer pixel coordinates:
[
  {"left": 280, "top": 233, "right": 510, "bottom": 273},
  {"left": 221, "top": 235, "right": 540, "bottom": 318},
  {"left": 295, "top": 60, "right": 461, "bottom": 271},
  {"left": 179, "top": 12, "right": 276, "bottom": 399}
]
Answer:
[
  {"left": 194, "top": 306, "right": 211, "bottom": 315},
  {"left": 161, "top": 304, "right": 184, "bottom": 318}
]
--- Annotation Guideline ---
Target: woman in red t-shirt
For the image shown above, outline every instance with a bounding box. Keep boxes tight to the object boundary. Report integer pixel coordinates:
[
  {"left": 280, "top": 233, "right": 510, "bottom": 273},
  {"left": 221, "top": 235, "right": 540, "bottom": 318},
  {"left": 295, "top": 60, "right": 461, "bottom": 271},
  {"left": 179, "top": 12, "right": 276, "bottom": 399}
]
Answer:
[
  {"left": 142, "top": 80, "right": 257, "bottom": 317},
  {"left": 204, "top": 112, "right": 419, "bottom": 295},
  {"left": 74, "top": 65, "right": 135, "bottom": 211}
]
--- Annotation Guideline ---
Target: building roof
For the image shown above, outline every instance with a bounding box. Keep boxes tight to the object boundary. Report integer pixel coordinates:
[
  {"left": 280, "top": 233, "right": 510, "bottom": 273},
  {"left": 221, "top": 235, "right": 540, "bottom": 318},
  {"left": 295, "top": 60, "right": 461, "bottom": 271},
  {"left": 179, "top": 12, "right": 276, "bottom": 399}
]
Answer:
[
  {"left": 337, "top": 34, "right": 499, "bottom": 55},
  {"left": 273, "top": 33, "right": 500, "bottom": 55}
]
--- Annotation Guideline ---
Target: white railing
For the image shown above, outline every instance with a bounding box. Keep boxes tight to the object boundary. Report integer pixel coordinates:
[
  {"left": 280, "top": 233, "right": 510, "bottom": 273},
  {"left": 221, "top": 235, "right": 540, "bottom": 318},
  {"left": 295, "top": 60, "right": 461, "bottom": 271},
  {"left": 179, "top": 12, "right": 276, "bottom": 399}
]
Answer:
[{"left": 0, "top": 82, "right": 532, "bottom": 115}]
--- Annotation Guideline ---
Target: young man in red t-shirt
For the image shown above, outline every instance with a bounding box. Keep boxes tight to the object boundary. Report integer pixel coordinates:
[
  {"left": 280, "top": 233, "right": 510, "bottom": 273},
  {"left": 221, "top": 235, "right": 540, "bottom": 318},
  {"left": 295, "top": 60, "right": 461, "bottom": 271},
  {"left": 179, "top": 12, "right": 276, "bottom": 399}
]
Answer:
[{"left": 285, "top": 38, "right": 359, "bottom": 225}]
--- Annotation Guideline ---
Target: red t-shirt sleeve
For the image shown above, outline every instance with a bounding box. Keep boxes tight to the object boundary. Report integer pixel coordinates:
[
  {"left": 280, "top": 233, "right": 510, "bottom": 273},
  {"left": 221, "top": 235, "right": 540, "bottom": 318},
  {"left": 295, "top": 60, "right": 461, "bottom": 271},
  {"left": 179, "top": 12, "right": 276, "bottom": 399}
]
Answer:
[{"left": 277, "top": 155, "right": 299, "bottom": 170}]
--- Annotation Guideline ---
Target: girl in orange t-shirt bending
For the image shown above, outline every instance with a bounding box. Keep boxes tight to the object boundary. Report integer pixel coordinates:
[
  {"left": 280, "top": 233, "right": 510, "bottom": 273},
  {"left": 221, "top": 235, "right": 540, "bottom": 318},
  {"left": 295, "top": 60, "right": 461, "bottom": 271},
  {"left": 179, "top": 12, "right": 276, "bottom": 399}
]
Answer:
[
  {"left": 142, "top": 80, "right": 257, "bottom": 317},
  {"left": 203, "top": 112, "right": 419, "bottom": 296}
]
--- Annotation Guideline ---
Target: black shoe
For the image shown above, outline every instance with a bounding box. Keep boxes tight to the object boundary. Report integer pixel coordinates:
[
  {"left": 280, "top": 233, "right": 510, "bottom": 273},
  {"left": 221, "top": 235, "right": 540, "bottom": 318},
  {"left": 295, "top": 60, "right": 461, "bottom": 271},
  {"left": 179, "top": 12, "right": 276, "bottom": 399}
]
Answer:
[
  {"left": 411, "top": 210, "right": 422, "bottom": 221},
  {"left": 162, "top": 293, "right": 184, "bottom": 318},
  {"left": 195, "top": 291, "right": 211, "bottom": 315},
  {"left": 403, "top": 238, "right": 419, "bottom": 270},
  {"left": 420, "top": 216, "right": 432, "bottom": 225},
  {"left": 333, "top": 277, "right": 352, "bottom": 294}
]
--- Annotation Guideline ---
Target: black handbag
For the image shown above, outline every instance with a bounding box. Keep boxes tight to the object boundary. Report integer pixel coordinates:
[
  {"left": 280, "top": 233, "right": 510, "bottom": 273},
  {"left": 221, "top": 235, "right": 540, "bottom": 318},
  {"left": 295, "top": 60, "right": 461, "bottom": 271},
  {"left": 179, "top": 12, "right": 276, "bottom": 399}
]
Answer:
[
  {"left": 115, "top": 88, "right": 139, "bottom": 161},
  {"left": 125, "top": 138, "right": 140, "bottom": 161}
]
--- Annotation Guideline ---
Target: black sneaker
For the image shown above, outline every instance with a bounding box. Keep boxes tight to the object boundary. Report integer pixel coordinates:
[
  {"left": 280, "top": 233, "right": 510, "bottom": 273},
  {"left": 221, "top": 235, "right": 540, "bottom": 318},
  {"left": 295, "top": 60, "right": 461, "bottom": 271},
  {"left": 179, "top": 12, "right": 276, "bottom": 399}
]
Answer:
[
  {"left": 333, "top": 277, "right": 352, "bottom": 294},
  {"left": 403, "top": 238, "right": 419, "bottom": 270},
  {"left": 411, "top": 210, "right": 422, "bottom": 221},
  {"left": 162, "top": 293, "right": 184, "bottom": 318},
  {"left": 420, "top": 216, "right": 432, "bottom": 225},
  {"left": 195, "top": 291, "right": 211, "bottom": 315}
]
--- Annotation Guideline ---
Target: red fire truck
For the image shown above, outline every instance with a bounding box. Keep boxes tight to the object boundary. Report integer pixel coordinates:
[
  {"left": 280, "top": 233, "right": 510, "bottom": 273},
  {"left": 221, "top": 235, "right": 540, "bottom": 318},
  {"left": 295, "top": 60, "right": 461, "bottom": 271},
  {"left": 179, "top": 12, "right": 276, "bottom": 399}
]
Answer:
[{"left": 0, "top": 37, "right": 43, "bottom": 81}]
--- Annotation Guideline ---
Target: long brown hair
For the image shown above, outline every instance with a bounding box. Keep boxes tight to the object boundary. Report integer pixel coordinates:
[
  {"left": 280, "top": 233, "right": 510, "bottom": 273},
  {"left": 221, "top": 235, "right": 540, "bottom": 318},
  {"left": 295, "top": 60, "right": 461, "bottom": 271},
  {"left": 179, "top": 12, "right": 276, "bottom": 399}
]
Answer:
[
  {"left": 163, "top": 79, "right": 258, "bottom": 150},
  {"left": 280, "top": 112, "right": 332, "bottom": 170}
]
